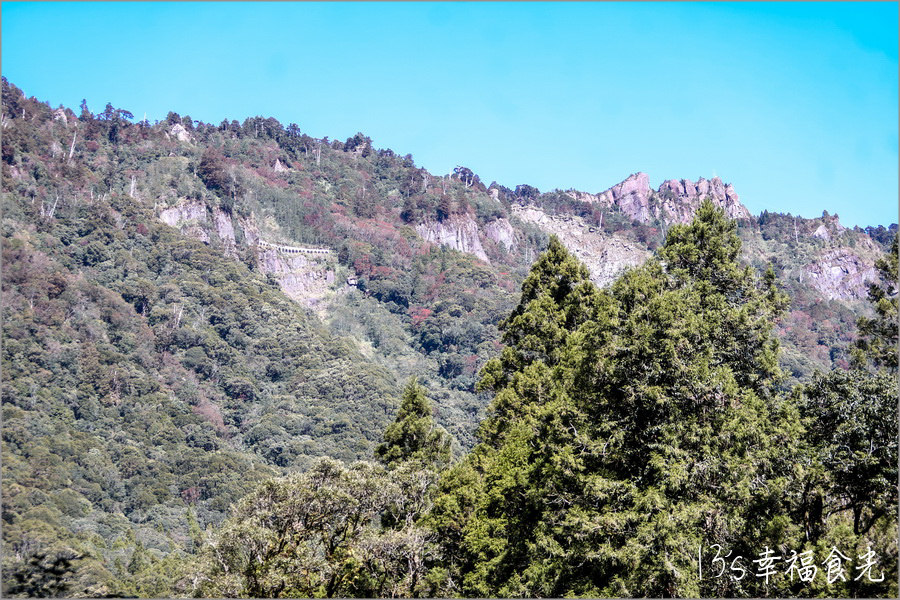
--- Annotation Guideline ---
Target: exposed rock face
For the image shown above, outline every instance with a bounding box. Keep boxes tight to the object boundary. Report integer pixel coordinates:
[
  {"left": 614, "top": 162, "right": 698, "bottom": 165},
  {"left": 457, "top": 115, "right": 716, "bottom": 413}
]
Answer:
[
  {"left": 594, "top": 172, "right": 654, "bottom": 222},
  {"left": 575, "top": 172, "right": 752, "bottom": 226},
  {"left": 803, "top": 249, "right": 877, "bottom": 300},
  {"left": 566, "top": 190, "right": 602, "bottom": 204},
  {"left": 257, "top": 249, "right": 334, "bottom": 308},
  {"left": 53, "top": 108, "right": 68, "bottom": 125},
  {"left": 416, "top": 215, "right": 490, "bottom": 263},
  {"left": 170, "top": 123, "right": 191, "bottom": 142},
  {"left": 483, "top": 218, "right": 517, "bottom": 251},
  {"left": 159, "top": 200, "right": 253, "bottom": 255},
  {"left": 159, "top": 199, "right": 333, "bottom": 307},
  {"left": 812, "top": 224, "right": 830, "bottom": 240},
  {"left": 657, "top": 176, "right": 751, "bottom": 223},
  {"left": 213, "top": 209, "right": 237, "bottom": 255},
  {"left": 160, "top": 200, "right": 207, "bottom": 227},
  {"left": 273, "top": 158, "right": 288, "bottom": 173},
  {"left": 511, "top": 204, "right": 651, "bottom": 287},
  {"left": 159, "top": 200, "right": 210, "bottom": 243},
  {"left": 239, "top": 214, "right": 260, "bottom": 247},
  {"left": 813, "top": 214, "right": 846, "bottom": 240}
]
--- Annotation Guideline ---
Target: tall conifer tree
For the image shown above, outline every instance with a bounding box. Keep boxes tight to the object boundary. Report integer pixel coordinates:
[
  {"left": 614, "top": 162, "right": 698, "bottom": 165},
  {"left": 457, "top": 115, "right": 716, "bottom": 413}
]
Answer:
[{"left": 435, "top": 201, "right": 806, "bottom": 597}]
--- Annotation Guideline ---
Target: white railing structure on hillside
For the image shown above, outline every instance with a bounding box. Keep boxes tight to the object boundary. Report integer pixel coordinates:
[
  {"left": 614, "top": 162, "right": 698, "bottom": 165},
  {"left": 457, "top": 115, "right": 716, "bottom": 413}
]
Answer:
[{"left": 257, "top": 240, "right": 331, "bottom": 255}]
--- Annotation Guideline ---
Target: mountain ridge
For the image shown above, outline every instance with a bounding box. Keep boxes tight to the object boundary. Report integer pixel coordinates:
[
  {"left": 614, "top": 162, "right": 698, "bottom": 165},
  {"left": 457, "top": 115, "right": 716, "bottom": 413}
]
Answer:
[{"left": 1, "top": 78, "right": 896, "bottom": 595}]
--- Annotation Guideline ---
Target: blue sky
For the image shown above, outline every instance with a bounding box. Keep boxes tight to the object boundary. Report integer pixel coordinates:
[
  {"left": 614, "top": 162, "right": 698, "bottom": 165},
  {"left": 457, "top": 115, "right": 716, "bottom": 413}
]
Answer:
[{"left": 2, "top": 1, "right": 897, "bottom": 228}]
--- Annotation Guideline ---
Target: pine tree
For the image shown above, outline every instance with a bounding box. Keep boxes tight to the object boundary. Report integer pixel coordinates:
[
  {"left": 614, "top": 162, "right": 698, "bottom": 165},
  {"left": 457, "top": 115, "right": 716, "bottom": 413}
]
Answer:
[{"left": 476, "top": 235, "right": 608, "bottom": 445}]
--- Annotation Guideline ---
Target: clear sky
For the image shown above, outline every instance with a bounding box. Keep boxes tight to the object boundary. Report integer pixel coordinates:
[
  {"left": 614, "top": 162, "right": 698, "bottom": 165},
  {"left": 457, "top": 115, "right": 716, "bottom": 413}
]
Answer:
[{"left": 2, "top": 1, "right": 897, "bottom": 228}]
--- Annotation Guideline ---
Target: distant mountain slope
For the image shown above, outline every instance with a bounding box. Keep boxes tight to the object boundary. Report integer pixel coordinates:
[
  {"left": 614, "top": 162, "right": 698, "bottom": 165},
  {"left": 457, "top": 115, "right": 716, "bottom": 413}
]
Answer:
[{"left": 1, "top": 78, "right": 894, "bottom": 594}]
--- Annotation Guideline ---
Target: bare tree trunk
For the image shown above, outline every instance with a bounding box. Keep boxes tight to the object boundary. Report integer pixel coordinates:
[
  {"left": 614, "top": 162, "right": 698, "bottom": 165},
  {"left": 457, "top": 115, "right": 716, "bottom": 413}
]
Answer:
[
  {"left": 40, "top": 194, "right": 59, "bottom": 219},
  {"left": 129, "top": 175, "right": 136, "bottom": 198},
  {"left": 68, "top": 130, "right": 77, "bottom": 161}
]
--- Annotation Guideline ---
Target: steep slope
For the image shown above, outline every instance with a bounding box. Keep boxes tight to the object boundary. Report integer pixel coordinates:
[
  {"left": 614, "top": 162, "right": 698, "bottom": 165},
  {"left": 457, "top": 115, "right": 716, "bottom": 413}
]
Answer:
[
  {"left": 1, "top": 82, "right": 403, "bottom": 595},
  {"left": 510, "top": 174, "right": 892, "bottom": 380},
  {"left": 1, "top": 78, "right": 894, "bottom": 594}
]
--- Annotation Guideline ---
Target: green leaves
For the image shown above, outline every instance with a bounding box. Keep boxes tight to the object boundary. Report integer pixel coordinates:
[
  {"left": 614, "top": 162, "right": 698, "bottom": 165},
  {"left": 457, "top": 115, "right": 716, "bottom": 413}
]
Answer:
[
  {"left": 183, "top": 457, "right": 442, "bottom": 598},
  {"left": 855, "top": 234, "right": 898, "bottom": 372},
  {"left": 792, "top": 235, "right": 898, "bottom": 598},
  {"left": 375, "top": 378, "right": 451, "bottom": 470},
  {"left": 431, "top": 203, "right": 814, "bottom": 597}
]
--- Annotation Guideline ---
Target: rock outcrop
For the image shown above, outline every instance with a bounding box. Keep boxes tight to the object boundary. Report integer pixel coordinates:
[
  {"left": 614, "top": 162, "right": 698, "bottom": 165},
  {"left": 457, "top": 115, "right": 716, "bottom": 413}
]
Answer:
[
  {"left": 656, "top": 176, "right": 751, "bottom": 223},
  {"left": 158, "top": 200, "right": 256, "bottom": 254},
  {"left": 257, "top": 249, "right": 334, "bottom": 308},
  {"left": 593, "top": 172, "right": 654, "bottom": 223},
  {"left": 170, "top": 123, "right": 191, "bottom": 142},
  {"left": 812, "top": 224, "right": 831, "bottom": 240},
  {"left": 811, "top": 214, "right": 847, "bottom": 241},
  {"left": 214, "top": 209, "right": 237, "bottom": 253},
  {"left": 571, "top": 172, "right": 752, "bottom": 225},
  {"left": 483, "top": 218, "right": 517, "bottom": 252},
  {"left": 803, "top": 249, "right": 877, "bottom": 301},
  {"left": 511, "top": 204, "right": 650, "bottom": 287},
  {"left": 159, "top": 200, "right": 210, "bottom": 243},
  {"left": 158, "top": 198, "right": 334, "bottom": 308},
  {"left": 159, "top": 200, "right": 207, "bottom": 227},
  {"left": 416, "top": 215, "right": 490, "bottom": 263}
]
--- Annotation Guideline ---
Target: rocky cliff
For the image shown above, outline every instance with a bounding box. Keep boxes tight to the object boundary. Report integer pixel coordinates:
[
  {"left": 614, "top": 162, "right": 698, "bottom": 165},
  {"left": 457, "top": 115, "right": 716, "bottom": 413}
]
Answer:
[
  {"left": 158, "top": 199, "right": 333, "bottom": 307},
  {"left": 257, "top": 249, "right": 335, "bottom": 308},
  {"left": 656, "top": 176, "right": 751, "bottom": 223},
  {"left": 482, "top": 218, "right": 518, "bottom": 252},
  {"left": 802, "top": 246, "right": 879, "bottom": 301},
  {"left": 541, "top": 173, "right": 889, "bottom": 303},
  {"left": 512, "top": 204, "right": 651, "bottom": 287},
  {"left": 415, "top": 215, "right": 491, "bottom": 263},
  {"left": 592, "top": 172, "right": 655, "bottom": 222},
  {"left": 572, "top": 172, "right": 752, "bottom": 226}
]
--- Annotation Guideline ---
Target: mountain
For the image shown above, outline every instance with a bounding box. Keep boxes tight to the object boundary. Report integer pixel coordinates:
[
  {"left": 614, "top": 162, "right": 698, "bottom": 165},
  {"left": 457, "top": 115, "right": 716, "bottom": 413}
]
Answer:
[{"left": 1, "top": 78, "right": 895, "bottom": 595}]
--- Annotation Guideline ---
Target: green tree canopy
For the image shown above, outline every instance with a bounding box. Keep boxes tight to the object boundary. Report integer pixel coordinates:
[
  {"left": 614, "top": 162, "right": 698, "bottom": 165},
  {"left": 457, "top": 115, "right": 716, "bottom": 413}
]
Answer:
[
  {"left": 375, "top": 378, "right": 451, "bottom": 469},
  {"left": 433, "top": 201, "right": 805, "bottom": 597},
  {"left": 792, "top": 234, "right": 898, "bottom": 597},
  {"left": 855, "top": 233, "right": 898, "bottom": 372},
  {"left": 181, "top": 458, "right": 438, "bottom": 598}
]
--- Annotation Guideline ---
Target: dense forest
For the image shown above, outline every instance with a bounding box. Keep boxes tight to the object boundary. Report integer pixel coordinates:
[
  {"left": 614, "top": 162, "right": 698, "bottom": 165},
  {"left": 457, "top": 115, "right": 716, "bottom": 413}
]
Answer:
[{"left": 1, "top": 78, "right": 897, "bottom": 597}]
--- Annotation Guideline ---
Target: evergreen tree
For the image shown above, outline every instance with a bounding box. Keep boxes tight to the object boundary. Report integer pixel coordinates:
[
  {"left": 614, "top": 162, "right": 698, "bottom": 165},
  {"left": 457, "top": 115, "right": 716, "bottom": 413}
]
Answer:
[
  {"left": 476, "top": 235, "right": 608, "bottom": 444},
  {"left": 854, "top": 233, "right": 898, "bottom": 372},
  {"left": 793, "top": 234, "right": 898, "bottom": 597},
  {"left": 375, "top": 378, "right": 451, "bottom": 469},
  {"left": 434, "top": 202, "right": 805, "bottom": 597}
]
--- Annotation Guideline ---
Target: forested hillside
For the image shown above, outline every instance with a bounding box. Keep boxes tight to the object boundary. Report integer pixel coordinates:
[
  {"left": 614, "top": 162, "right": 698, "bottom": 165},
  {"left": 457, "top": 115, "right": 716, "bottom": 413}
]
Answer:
[
  {"left": 1, "top": 78, "right": 896, "bottom": 597},
  {"left": 179, "top": 207, "right": 898, "bottom": 598}
]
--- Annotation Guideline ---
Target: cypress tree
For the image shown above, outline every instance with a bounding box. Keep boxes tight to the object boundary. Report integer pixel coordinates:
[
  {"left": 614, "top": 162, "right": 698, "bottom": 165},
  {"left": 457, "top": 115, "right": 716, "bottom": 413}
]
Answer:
[
  {"left": 793, "top": 233, "right": 898, "bottom": 597},
  {"left": 435, "top": 201, "right": 805, "bottom": 597},
  {"left": 375, "top": 378, "right": 451, "bottom": 469}
]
